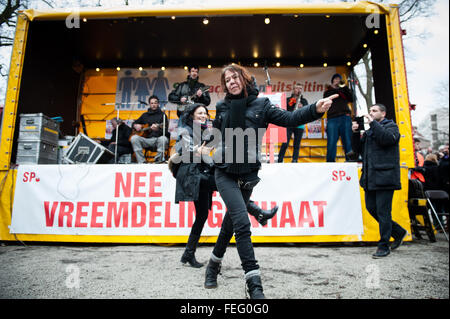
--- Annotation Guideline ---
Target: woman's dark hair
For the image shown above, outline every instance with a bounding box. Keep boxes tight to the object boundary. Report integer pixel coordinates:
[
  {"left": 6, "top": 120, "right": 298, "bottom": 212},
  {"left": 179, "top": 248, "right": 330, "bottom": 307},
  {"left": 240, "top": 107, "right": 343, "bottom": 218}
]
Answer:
[
  {"left": 188, "top": 103, "right": 209, "bottom": 117},
  {"left": 220, "top": 64, "right": 254, "bottom": 97}
]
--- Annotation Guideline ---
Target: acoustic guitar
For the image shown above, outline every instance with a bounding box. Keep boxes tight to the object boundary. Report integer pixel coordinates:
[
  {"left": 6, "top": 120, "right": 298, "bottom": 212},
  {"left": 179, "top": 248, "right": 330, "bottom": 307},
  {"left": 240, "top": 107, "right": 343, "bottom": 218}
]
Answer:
[{"left": 129, "top": 123, "right": 163, "bottom": 141}]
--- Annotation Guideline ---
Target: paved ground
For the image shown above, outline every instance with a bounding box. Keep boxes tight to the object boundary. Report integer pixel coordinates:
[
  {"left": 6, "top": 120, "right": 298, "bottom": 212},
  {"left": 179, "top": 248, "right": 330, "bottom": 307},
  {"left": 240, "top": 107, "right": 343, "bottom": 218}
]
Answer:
[{"left": 0, "top": 233, "right": 448, "bottom": 300}]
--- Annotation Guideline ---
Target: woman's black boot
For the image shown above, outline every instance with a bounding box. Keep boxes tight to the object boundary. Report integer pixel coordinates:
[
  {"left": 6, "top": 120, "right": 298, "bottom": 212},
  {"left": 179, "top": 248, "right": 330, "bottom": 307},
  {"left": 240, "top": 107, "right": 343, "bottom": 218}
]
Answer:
[
  {"left": 245, "top": 272, "right": 265, "bottom": 299},
  {"left": 204, "top": 259, "right": 222, "bottom": 289},
  {"left": 247, "top": 201, "right": 278, "bottom": 226},
  {"left": 181, "top": 234, "right": 203, "bottom": 268}
]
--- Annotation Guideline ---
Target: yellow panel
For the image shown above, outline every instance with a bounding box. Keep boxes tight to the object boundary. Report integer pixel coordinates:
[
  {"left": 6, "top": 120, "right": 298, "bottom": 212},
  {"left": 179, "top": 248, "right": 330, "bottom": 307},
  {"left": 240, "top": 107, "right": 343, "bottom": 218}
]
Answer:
[
  {"left": 0, "top": 14, "right": 29, "bottom": 171},
  {"left": 385, "top": 10, "right": 415, "bottom": 168},
  {"left": 0, "top": 169, "right": 17, "bottom": 240}
]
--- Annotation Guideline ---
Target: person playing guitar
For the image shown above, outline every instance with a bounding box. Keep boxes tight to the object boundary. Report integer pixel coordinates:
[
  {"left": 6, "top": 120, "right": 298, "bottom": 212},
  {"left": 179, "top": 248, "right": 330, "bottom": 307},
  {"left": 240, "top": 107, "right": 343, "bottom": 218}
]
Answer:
[
  {"left": 168, "top": 66, "right": 211, "bottom": 118},
  {"left": 130, "top": 95, "right": 170, "bottom": 163},
  {"left": 278, "top": 83, "right": 309, "bottom": 163}
]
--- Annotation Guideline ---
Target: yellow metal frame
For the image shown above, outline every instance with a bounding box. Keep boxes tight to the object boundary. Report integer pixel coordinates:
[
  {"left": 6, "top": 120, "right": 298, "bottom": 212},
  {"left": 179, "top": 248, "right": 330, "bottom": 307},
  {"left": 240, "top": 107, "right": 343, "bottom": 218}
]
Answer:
[
  {"left": 385, "top": 8, "right": 415, "bottom": 169},
  {"left": 22, "top": 2, "right": 390, "bottom": 21},
  {"left": 0, "top": 14, "right": 29, "bottom": 171},
  {"left": 0, "top": 2, "right": 414, "bottom": 243}
]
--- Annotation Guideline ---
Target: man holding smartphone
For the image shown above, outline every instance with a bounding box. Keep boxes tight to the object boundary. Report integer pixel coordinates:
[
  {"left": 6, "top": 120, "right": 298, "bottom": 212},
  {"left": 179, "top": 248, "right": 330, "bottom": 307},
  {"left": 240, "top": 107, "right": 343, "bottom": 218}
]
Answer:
[{"left": 351, "top": 104, "right": 408, "bottom": 258}]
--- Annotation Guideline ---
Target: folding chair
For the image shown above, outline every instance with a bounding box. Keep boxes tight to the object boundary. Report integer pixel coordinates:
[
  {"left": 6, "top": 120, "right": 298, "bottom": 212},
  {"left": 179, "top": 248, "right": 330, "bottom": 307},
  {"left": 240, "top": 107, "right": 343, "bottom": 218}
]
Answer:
[
  {"left": 424, "top": 190, "right": 449, "bottom": 241},
  {"left": 408, "top": 179, "right": 436, "bottom": 242}
]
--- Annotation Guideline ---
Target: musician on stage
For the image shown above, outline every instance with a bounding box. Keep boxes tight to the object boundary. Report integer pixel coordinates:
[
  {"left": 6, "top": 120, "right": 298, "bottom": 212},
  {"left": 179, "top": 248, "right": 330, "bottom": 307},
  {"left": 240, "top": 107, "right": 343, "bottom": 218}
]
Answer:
[
  {"left": 323, "top": 73, "right": 354, "bottom": 162},
  {"left": 168, "top": 66, "right": 211, "bottom": 117},
  {"left": 130, "top": 95, "right": 169, "bottom": 163},
  {"left": 101, "top": 117, "right": 133, "bottom": 163},
  {"left": 278, "top": 83, "right": 308, "bottom": 163}
]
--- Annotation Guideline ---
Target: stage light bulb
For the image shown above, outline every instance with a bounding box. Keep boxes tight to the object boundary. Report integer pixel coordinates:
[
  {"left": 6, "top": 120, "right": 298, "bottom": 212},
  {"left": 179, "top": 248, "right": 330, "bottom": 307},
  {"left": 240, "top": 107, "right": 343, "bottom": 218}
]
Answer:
[
  {"left": 374, "top": 29, "right": 379, "bottom": 34},
  {"left": 207, "top": 65, "right": 212, "bottom": 69},
  {"left": 171, "top": 16, "right": 176, "bottom": 20},
  {"left": 138, "top": 67, "right": 143, "bottom": 71},
  {"left": 323, "top": 63, "right": 328, "bottom": 67},
  {"left": 116, "top": 67, "right": 120, "bottom": 71},
  {"left": 254, "top": 62, "right": 258, "bottom": 67},
  {"left": 83, "top": 18, "right": 87, "bottom": 22},
  {"left": 161, "top": 66, "right": 166, "bottom": 70},
  {"left": 184, "top": 66, "right": 188, "bottom": 70},
  {"left": 325, "top": 15, "right": 331, "bottom": 18},
  {"left": 300, "top": 64, "right": 304, "bottom": 68},
  {"left": 203, "top": 18, "right": 209, "bottom": 25},
  {"left": 95, "top": 68, "right": 100, "bottom": 72},
  {"left": 276, "top": 62, "right": 280, "bottom": 67},
  {"left": 265, "top": 17, "right": 270, "bottom": 24},
  {"left": 363, "top": 43, "right": 368, "bottom": 48}
]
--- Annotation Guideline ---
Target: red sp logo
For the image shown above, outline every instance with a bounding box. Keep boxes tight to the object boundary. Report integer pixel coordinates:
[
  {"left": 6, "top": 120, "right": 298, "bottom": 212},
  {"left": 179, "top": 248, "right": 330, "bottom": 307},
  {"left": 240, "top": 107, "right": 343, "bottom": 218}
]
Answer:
[
  {"left": 23, "top": 171, "right": 40, "bottom": 183},
  {"left": 332, "top": 170, "right": 351, "bottom": 181}
]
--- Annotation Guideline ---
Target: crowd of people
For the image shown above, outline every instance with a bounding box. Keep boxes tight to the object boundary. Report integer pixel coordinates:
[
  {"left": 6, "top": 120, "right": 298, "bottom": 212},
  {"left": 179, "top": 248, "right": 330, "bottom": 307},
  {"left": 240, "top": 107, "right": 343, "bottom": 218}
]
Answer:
[{"left": 412, "top": 140, "right": 449, "bottom": 229}]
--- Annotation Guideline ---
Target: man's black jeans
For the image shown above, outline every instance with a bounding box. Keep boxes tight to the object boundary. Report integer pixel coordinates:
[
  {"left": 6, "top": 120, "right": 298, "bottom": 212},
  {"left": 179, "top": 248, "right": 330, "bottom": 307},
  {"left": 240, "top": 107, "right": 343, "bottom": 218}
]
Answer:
[
  {"left": 365, "top": 189, "right": 404, "bottom": 250},
  {"left": 212, "top": 168, "right": 259, "bottom": 274}
]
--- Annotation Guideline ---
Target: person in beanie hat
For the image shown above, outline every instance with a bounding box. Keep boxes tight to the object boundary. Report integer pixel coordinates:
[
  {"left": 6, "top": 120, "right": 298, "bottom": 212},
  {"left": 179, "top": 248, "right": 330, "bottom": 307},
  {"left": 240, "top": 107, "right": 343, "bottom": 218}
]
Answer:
[{"left": 323, "top": 73, "right": 354, "bottom": 162}]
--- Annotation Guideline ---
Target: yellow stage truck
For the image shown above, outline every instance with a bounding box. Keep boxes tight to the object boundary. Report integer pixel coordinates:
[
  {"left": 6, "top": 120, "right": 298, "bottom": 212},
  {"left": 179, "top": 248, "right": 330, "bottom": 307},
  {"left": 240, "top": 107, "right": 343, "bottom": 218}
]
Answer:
[{"left": 0, "top": 2, "right": 415, "bottom": 244}]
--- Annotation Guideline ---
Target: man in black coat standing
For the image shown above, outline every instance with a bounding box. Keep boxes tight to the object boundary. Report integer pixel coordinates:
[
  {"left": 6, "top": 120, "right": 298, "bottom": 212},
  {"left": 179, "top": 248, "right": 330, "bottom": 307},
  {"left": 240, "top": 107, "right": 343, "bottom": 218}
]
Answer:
[{"left": 351, "top": 104, "right": 407, "bottom": 258}]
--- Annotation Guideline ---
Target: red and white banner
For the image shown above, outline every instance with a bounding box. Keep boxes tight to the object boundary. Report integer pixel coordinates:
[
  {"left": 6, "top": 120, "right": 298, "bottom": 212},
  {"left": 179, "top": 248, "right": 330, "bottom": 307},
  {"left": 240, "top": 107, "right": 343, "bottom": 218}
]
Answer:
[{"left": 10, "top": 163, "right": 363, "bottom": 236}]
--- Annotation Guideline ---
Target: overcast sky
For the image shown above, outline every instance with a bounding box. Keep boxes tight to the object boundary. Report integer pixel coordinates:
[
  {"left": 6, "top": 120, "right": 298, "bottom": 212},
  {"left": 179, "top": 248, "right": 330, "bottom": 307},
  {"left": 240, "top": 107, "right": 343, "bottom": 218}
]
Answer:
[
  {"left": 0, "top": 0, "right": 449, "bottom": 131},
  {"left": 402, "top": 0, "right": 449, "bottom": 125}
]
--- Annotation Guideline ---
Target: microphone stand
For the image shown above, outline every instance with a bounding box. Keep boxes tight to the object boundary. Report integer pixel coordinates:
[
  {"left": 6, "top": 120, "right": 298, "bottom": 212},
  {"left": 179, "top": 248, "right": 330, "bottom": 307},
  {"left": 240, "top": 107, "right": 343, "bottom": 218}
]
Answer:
[
  {"left": 263, "top": 65, "right": 271, "bottom": 87},
  {"left": 114, "top": 109, "right": 119, "bottom": 164},
  {"left": 161, "top": 105, "right": 167, "bottom": 162}
]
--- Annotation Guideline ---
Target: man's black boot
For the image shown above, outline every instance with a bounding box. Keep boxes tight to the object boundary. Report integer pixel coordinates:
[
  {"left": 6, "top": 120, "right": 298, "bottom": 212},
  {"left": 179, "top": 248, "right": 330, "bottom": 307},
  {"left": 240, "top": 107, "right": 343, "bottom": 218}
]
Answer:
[
  {"left": 391, "top": 228, "right": 408, "bottom": 250},
  {"left": 181, "top": 234, "right": 203, "bottom": 268},
  {"left": 245, "top": 273, "right": 265, "bottom": 299},
  {"left": 204, "top": 259, "right": 221, "bottom": 289},
  {"left": 372, "top": 247, "right": 390, "bottom": 259},
  {"left": 247, "top": 201, "right": 278, "bottom": 226}
]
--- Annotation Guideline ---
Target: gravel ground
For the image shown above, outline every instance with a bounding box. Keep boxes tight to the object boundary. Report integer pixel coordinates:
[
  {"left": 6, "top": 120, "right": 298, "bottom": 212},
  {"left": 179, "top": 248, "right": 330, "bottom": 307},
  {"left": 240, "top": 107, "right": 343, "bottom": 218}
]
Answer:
[{"left": 0, "top": 233, "right": 448, "bottom": 300}]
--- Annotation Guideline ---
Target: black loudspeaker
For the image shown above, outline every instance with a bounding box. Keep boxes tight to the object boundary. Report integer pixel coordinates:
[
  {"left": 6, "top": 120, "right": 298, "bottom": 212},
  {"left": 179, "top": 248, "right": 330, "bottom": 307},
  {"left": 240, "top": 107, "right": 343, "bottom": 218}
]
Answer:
[{"left": 64, "top": 133, "right": 114, "bottom": 164}]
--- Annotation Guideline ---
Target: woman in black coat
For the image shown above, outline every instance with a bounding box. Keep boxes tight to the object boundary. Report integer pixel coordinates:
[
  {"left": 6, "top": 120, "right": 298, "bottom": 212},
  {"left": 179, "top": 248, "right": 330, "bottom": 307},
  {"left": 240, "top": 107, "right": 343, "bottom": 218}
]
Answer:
[
  {"left": 203, "top": 64, "right": 336, "bottom": 298},
  {"left": 174, "top": 103, "right": 278, "bottom": 268}
]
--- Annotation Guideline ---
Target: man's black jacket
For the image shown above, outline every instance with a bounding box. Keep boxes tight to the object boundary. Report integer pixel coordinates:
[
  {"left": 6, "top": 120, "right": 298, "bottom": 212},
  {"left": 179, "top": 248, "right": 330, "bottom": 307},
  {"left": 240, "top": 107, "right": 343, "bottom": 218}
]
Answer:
[
  {"left": 133, "top": 108, "right": 169, "bottom": 139},
  {"left": 351, "top": 118, "right": 401, "bottom": 191},
  {"left": 168, "top": 76, "right": 211, "bottom": 106}
]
